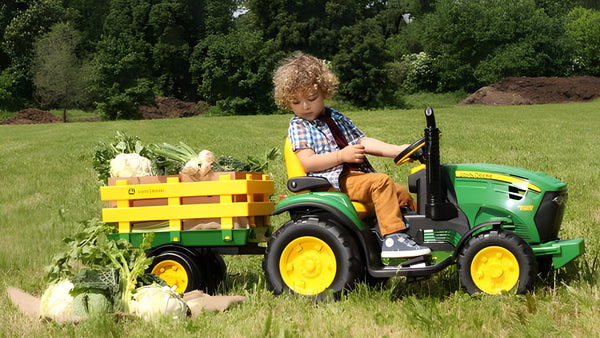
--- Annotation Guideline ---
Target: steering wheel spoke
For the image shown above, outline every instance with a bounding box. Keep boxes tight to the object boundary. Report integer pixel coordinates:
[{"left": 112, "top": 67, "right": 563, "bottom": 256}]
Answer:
[{"left": 394, "top": 137, "right": 426, "bottom": 165}]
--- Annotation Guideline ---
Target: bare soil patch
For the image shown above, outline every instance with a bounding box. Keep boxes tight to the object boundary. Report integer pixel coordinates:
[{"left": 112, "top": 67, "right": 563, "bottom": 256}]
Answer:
[
  {"left": 460, "top": 76, "right": 600, "bottom": 105},
  {"left": 0, "top": 108, "right": 62, "bottom": 125},
  {"left": 1, "top": 97, "right": 208, "bottom": 125},
  {"left": 138, "top": 97, "right": 209, "bottom": 119}
]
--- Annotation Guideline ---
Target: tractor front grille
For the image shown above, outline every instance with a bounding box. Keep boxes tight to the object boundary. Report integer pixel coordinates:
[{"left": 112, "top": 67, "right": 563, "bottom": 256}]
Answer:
[{"left": 534, "top": 189, "right": 568, "bottom": 242}]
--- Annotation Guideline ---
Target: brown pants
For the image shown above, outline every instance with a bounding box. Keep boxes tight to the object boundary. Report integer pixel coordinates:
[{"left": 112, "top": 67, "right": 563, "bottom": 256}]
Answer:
[{"left": 339, "top": 171, "right": 415, "bottom": 236}]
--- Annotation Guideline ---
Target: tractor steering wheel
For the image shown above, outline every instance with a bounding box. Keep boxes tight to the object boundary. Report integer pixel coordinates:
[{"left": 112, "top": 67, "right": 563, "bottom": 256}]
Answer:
[{"left": 394, "top": 137, "right": 426, "bottom": 166}]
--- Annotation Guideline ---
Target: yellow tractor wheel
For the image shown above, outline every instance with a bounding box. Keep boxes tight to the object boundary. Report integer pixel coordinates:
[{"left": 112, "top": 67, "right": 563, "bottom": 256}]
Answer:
[
  {"left": 470, "top": 246, "right": 520, "bottom": 294},
  {"left": 279, "top": 236, "right": 337, "bottom": 295},
  {"left": 264, "top": 218, "right": 363, "bottom": 300},
  {"left": 458, "top": 230, "right": 535, "bottom": 295}
]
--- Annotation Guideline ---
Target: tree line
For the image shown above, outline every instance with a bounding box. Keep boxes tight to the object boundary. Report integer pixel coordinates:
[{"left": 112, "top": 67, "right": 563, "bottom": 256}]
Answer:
[{"left": 1, "top": 0, "right": 599, "bottom": 119}]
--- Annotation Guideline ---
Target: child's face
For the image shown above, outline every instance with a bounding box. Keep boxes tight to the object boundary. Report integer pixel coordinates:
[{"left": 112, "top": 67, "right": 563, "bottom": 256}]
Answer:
[{"left": 289, "top": 89, "right": 325, "bottom": 121}]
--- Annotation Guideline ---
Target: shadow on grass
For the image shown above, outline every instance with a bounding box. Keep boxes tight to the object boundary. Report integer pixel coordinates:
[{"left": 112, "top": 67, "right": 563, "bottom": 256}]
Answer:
[
  {"left": 219, "top": 255, "right": 265, "bottom": 294},
  {"left": 535, "top": 251, "right": 599, "bottom": 291},
  {"left": 385, "top": 266, "right": 461, "bottom": 300},
  {"left": 214, "top": 250, "right": 595, "bottom": 300}
]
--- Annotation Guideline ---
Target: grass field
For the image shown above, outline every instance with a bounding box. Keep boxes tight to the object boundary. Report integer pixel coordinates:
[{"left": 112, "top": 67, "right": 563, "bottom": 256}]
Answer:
[{"left": 1, "top": 101, "right": 599, "bottom": 336}]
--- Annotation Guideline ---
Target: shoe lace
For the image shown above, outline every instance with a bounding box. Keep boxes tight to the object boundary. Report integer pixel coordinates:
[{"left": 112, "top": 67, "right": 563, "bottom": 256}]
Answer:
[{"left": 397, "top": 234, "right": 417, "bottom": 247}]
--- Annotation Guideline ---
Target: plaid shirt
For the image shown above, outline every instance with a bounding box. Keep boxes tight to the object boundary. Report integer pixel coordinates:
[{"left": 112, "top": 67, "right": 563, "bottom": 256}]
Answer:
[{"left": 288, "top": 107, "right": 367, "bottom": 190}]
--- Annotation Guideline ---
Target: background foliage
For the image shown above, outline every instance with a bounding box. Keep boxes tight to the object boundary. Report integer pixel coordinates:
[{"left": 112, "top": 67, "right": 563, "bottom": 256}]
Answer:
[{"left": 0, "top": 0, "right": 599, "bottom": 116}]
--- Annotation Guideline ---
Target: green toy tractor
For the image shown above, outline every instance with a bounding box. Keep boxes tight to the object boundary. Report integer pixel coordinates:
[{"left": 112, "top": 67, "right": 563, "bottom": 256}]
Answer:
[{"left": 263, "top": 107, "right": 584, "bottom": 297}]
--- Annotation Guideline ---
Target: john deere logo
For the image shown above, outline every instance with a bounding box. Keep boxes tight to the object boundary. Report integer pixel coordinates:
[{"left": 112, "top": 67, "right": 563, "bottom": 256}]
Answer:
[{"left": 128, "top": 188, "right": 135, "bottom": 195}]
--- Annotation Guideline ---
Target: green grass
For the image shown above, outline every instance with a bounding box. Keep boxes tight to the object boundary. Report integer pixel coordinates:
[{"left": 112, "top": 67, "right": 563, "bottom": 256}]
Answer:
[
  {"left": 1, "top": 101, "right": 599, "bottom": 336},
  {"left": 48, "top": 109, "right": 101, "bottom": 122}
]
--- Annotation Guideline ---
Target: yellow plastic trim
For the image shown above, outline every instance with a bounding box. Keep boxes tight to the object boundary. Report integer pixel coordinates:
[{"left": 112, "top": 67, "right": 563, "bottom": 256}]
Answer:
[
  {"left": 219, "top": 175, "right": 234, "bottom": 229},
  {"left": 284, "top": 138, "right": 307, "bottom": 179},
  {"left": 167, "top": 177, "right": 182, "bottom": 231},
  {"left": 102, "top": 202, "right": 274, "bottom": 223},
  {"left": 116, "top": 179, "right": 132, "bottom": 233},
  {"left": 410, "top": 164, "right": 426, "bottom": 175},
  {"left": 101, "top": 179, "right": 274, "bottom": 201},
  {"left": 352, "top": 201, "right": 374, "bottom": 219},
  {"left": 395, "top": 142, "right": 425, "bottom": 166},
  {"left": 151, "top": 260, "right": 189, "bottom": 293},
  {"left": 470, "top": 246, "right": 520, "bottom": 294},
  {"left": 456, "top": 170, "right": 541, "bottom": 192},
  {"left": 101, "top": 174, "right": 275, "bottom": 232},
  {"left": 279, "top": 236, "right": 337, "bottom": 295}
]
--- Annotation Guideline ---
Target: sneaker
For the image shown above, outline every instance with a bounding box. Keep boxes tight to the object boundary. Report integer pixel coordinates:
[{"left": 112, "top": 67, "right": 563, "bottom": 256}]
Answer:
[{"left": 381, "top": 232, "right": 431, "bottom": 258}]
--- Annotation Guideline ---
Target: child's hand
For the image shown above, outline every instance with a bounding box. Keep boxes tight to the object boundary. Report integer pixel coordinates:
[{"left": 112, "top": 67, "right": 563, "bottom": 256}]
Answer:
[{"left": 339, "top": 144, "right": 365, "bottom": 164}]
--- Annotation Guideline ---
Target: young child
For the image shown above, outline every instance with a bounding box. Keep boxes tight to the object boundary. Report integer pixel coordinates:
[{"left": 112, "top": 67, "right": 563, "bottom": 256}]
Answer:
[{"left": 273, "top": 52, "right": 430, "bottom": 258}]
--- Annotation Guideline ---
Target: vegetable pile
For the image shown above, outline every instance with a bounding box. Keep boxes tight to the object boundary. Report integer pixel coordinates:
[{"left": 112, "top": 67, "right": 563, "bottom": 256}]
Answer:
[
  {"left": 92, "top": 132, "right": 156, "bottom": 183},
  {"left": 93, "top": 131, "right": 279, "bottom": 184},
  {"left": 42, "top": 219, "right": 189, "bottom": 322}
]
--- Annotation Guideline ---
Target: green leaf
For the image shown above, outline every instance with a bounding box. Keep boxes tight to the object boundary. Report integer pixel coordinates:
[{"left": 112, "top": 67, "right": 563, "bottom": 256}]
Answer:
[{"left": 43, "top": 218, "right": 155, "bottom": 312}]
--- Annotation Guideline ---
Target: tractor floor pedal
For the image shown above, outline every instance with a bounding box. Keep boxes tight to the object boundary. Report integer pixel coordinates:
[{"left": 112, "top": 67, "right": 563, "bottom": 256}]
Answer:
[
  {"left": 382, "top": 254, "right": 430, "bottom": 267},
  {"left": 400, "top": 255, "right": 429, "bottom": 268}
]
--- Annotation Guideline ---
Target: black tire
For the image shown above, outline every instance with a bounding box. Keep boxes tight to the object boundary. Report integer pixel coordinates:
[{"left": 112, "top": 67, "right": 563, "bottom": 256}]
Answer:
[
  {"left": 200, "top": 252, "right": 227, "bottom": 294},
  {"left": 263, "top": 217, "right": 363, "bottom": 300},
  {"left": 149, "top": 250, "right": 202, "bottom": 293},
  {"left": 457, "top": 230, "right": 536, "bottom": 295}
]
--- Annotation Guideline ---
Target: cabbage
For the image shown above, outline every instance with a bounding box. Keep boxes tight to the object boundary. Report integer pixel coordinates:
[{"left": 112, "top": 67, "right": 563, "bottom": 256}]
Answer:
[
  {"left": 129, "top": 285, "right": 189, "bottom": 322},
  {"left": 71, "top": 291, "right": 111, "bottom": 317},
  {"left": 39, "top": 280, "right": 74, "bottom": 318}
]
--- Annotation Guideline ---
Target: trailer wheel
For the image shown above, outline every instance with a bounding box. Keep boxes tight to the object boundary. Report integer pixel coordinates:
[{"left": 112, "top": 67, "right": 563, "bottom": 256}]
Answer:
[
  {"left": 200, "top": 252, "right": 227, "bottom": 294},
  {"left": 150, "top": 250, "right": 201, "bottom": 293},
  {"left": 263, "top": 217, "right": 362, "bottom": 300},
  {"left": 457, "top": 230, "right": 535, "bottom": 295}
]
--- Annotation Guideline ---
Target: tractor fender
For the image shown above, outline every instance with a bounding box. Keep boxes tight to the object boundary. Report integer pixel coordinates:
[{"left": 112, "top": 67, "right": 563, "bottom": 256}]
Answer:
[
  {"left": 271, "top": 199, "right": 373, "bottom": 268},
  {"left": 272, "top": 193, "right": 364, "bottom": 231},
  {"left": 453, "top": 221, "right": 503, "bottom": 257},
  {"left": 271, "top": 200, "right": 364, "bottom": 232},
  {"left": 272, "top": 203, "right": 380, "bottom": 278}
]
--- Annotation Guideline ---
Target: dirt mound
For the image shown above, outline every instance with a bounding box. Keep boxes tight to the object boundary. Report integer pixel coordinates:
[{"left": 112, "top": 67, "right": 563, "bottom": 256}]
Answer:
[
  {"left": 0, "top": 108, "right": 62, "bottom": 125},
  {"left": 1, "top": 97, "right": 208, "bottom": 125},
  {"left": 460, "top": 76, "right": 600, "bottom": 105},
  {"left": 138, "top": 97, "right": 209, "bottom": 119}
]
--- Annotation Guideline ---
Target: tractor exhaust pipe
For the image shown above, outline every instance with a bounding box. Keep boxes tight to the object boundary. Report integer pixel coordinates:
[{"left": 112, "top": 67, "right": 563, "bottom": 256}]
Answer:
[{"left": 424, "top": 107, "right": 458, "bottom": 220}]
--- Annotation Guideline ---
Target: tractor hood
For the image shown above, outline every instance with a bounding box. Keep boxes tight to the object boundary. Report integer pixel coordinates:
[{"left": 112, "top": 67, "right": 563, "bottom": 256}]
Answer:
[
  {"left": 445, "top": 163, "right": 566, "bottom": 193},
  {"left": 444, "top": 163, "right": 567, "bottom": 243}
]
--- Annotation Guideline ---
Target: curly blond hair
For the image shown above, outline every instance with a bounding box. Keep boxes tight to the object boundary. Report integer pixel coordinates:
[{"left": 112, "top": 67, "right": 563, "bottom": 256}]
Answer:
[{"left": 273, "top": 52, "right": 339, "bottom": 110}]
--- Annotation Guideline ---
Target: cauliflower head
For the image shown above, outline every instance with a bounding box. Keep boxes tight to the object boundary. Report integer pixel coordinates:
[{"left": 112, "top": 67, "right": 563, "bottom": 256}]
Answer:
[{"left": 110, "top": 153, "right": 153, "bottom": 177}]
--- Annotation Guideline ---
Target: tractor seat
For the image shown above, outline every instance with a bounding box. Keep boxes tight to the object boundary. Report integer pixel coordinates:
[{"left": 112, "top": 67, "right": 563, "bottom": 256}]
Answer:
[{"left": 284, "top": 138, "right": 374, "bottom": 219}]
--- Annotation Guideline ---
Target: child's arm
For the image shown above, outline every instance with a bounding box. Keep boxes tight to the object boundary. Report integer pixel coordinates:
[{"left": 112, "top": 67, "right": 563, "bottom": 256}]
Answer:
[
  {"left": 296, "top": 144, "right": 367, "bottom": 172},
  {"left": 296, "top": 137, "right": 408, "bottom": 172},
  {"left": 358, "top": 137, "right": 409, "bottom": 158}
]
